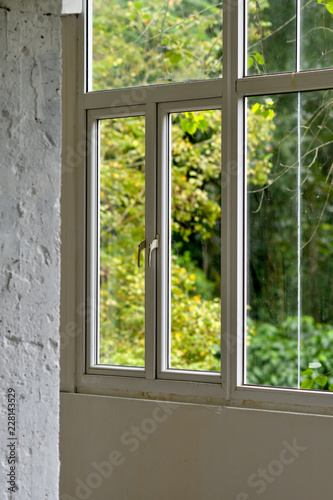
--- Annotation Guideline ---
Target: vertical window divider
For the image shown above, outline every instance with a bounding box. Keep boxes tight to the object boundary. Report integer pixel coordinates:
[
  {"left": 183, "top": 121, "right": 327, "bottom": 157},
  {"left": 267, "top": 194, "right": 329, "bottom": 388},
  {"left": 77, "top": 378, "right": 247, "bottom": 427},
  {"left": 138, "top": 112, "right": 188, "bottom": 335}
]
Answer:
[
  {"left": 86, "top": 111, "right": 99, "bottom": 370},
  {"left": 297, "top": 92, "right": 302, "bottom": 389},
  {"left": 145, "top": 102, "right": 158, "bottom": 380},
  {"left": 296, "top": 0, "right": 302, "bottom": 389},
  {"left": 86, "top": 0, "right": 92, "bottom": 92},
  {"left": 222, "top": 0, "right": 245, "bottom": 399},
  {"left": 157, "top": 105, "right": 170, "bottom": 376},
  {"left": 296, "top": 0, "right": 301, "bottom": 72}
]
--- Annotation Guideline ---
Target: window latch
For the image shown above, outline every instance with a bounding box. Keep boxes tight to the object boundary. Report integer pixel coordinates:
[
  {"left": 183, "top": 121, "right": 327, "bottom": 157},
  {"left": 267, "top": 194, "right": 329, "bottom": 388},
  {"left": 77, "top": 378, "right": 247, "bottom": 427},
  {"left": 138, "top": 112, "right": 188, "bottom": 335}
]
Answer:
[
  {"left": 137, "top": 239, "right": 146, "bottom": 268},
  {"left": 148, "top": 235, "right": 159, "bottom": 267}
]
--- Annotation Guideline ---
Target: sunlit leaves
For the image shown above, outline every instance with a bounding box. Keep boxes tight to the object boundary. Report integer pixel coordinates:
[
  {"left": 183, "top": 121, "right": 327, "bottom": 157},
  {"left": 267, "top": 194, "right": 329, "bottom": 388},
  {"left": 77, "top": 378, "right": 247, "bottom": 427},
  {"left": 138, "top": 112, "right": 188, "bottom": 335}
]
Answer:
[
  {"left": 318, "top": 0, "right": 333, "bottom": 15},
  {"left": 300, "top": 378, "right": 314, "bottom": 389},
  {"left": 248, "top": 51, "right": 264, "bottom": 69}
]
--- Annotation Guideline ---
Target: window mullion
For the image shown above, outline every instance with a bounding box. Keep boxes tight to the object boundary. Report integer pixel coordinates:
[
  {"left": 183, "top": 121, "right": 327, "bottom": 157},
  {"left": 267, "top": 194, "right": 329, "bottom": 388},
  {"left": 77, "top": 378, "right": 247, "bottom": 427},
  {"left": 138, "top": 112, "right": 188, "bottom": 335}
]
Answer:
[
  {"left": 86, "top": 111, "right": 99, "bottom": 370},
  {"left": 145, "top": 102, "right": 158, "bottom": 380},
  {"left": 222, "top": 0, "right": 245, "bottom": 399},
  {"left": 156, "top": 105, "right": 170, "bottom": 376}
]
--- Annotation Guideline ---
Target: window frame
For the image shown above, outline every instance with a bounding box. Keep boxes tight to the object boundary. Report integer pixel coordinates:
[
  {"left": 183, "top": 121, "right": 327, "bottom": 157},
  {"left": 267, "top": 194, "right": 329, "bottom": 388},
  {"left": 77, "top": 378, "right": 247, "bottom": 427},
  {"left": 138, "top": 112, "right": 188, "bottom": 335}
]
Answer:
[{"left": 63, "top": 0, "right": 333, "bottom": 413}]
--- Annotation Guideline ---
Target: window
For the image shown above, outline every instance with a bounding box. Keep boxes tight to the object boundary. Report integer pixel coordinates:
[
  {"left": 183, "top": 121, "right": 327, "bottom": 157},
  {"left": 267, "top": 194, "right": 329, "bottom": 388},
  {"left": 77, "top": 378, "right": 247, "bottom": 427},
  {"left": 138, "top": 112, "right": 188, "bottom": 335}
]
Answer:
[{"left": 74, "top": 0, "right": 333, "bottom": 409}]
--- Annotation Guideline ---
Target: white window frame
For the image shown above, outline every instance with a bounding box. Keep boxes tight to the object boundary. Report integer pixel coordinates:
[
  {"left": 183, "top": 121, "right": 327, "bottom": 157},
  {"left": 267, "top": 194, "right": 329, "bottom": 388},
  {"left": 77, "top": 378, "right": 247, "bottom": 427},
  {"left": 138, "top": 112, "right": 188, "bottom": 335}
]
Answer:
[{"left": 60, "top": 0, "right": 333, "bottom": 413}]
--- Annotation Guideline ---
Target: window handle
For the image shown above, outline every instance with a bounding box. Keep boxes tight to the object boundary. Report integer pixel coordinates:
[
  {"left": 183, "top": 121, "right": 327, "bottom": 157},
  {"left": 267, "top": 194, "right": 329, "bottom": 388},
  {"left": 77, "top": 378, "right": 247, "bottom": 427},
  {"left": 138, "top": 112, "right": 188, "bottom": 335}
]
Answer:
[
  {"left": 137, "top": 239, "right": 146, "bottom": 268},
  {"left": 148, "top": 235, "right": 159, "bottom": 267}
]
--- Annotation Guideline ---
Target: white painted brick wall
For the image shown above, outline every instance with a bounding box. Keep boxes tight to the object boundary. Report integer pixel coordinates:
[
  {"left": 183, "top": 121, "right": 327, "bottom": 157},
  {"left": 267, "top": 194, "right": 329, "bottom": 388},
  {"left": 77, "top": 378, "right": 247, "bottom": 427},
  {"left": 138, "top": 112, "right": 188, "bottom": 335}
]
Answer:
[{"left": 0, "top": 2, "right": 62, "bottom": 498}]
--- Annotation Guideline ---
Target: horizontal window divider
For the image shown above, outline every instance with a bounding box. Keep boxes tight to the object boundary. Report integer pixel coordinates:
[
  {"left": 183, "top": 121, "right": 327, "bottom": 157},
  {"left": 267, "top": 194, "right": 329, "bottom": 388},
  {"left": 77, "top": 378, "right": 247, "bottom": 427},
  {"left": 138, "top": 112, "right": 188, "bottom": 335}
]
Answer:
[
  {"left": 84, "top": 79, "right": 223, "bottom": 110},
  {"left": 237, "top": 68, "right": 333, "bottom": 96},
  {"left": 158, "top": 370, "right": 221, "bottom": 384},
  {"left": 87, "top": 105, "right": 145, "bottom": 120},
  {"left": 159, "top": 97, "right": 221, "bottom": 113},
  {"left": 86, "top": 366, "right": 146, "bottom": 378}
]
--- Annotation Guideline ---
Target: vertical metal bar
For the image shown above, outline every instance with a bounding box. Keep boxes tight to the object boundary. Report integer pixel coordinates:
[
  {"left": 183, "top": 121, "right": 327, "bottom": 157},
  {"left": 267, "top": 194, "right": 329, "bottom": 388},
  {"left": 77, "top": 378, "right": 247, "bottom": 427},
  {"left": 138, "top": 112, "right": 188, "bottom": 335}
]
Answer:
[
  {"left": 222, "top": 0, "right": 244, "bottom": 399},
  {"left": 296, "top": 0, "right": 301, "bottom": 72},
  {"left": 296, "top": 0, "right": 302, "bottom": 392},
  {"left": 86, "top": 0, "right": 93, "bottom": 92},
  {"left": 297, "top": 93, "right": 302, "bottom": 388},
  {"left": 86, "top": 112, "right": 99, "bottom": 370},
  {"left": 145, "top": 103, "right": 157, "bottom": 380},
  {"left": 157, "top": 107, "right": 170, "bottom": 376}
]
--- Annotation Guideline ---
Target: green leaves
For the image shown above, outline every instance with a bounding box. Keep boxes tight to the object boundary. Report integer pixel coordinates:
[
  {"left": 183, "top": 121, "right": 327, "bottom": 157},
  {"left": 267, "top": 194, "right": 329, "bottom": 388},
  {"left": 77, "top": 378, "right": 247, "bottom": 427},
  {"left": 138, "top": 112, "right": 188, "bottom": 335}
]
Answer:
[
  {"left": 301, "top": 372, "right": 329, "bottom": 390},
  {"left": 164, "top": 51, "right": 182, "bottom": 65},
  {"left": 248, "top": 51, "right": 265, "bottom": 69},
  {"left": 247, "top": 316, "right": 333, "bottom": 390},
  {"left": 301, "top": 363, "right": 329, "bottom": 391},
  {"left": 180, "top": 112, "right": 210, "bottom": 137},
  {"left": 181, "top": 118, "right": 197, "bottom": 135},
  {"left": 301, "top": 379, "right": 314, "bottom": 389},
  {"left": 314, "top": 375, "right": 328, "bottom": 388},
  {"left": 318, "top": 0, "right": 333, "bottom": 15},
  {"left": 248, "top": 97, "right": 275, "bottom": 186}
]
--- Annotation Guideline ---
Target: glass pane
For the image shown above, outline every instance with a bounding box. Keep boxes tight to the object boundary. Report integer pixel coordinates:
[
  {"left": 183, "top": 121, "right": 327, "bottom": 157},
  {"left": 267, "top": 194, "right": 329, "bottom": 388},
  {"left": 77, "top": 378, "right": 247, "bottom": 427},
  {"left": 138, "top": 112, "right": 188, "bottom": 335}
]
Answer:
[
  {"left": 170, "top": 109, "right": 221, "bottom": 372},
  {"left": 246, "top": 91, "right": 333, "bottom": 390},
  {"left": 99, "top": 116, "right": 145, "bottom": 367},
  {"left": 301, "top": 0, "right": 333, "bottom": 70},
  {"left": 92, "top": 0, "right": 222, "bottom": 91},
  {"left": 247, "top": 0, "right": 296, "bottom": 75}
]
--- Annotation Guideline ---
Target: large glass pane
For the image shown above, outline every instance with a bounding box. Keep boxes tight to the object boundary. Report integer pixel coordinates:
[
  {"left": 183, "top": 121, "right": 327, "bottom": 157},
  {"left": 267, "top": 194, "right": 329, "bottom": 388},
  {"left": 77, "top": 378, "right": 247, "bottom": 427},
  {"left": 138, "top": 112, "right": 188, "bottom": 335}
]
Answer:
[
  {"left": 99, "top": 116, "right": 145, "bottom": 366},
  {"left": 246, "top": 91, "right": 333, "bottom": 390},
  {"left": 92, "top": 0, "right": 222, "bottom": 91},
  {"left": 301, "top": 0, "right": 333, "bottom": 70},
  {"left": 170, "top": 109, "right": 221, "bottom": 372},
  {"left": 247, "top": 0, "right": 296, "bottom": 75}
]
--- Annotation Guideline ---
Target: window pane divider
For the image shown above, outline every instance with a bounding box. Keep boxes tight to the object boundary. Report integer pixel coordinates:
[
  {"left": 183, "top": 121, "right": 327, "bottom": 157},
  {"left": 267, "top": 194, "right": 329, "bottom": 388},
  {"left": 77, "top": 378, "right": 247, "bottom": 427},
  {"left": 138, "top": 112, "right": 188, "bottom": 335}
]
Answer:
[
  {"left": 157, "top": 370, "right": 221, "bottom": 384},
  {"left": 237, "top": 68, "right": 333, "bottom": 96},
  {"left": 223, "top": 0, "right": 245, "bottom": 400},
  {"left": 86, "top": 365, "right": 146, "bottom": 378},
  {"left": 145, "top": 102, "right": 157, "bottom": 380},
  {"left": 83, "top": 80, "right": 223, "bottom": 110},
  {"left": 86, "top": 111, "right": 99, "bottom": 370}
]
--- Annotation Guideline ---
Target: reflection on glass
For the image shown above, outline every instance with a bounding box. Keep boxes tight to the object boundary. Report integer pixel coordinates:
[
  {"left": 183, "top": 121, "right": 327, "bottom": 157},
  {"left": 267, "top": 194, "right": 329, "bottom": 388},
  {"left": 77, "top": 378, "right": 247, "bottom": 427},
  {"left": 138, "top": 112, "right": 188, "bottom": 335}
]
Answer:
[
  {"left": 247, "top": 0, "right": 296, "bottom": 75},
  {"left": 92, "top": 0, "right": 222, "bottom": 90},
  {"left": 170, "top": 109, "right": 221, "bottom": 372},
  {"left": 99, "top": 116, "right": 145, "bottom": 367},
  {"left": 246, "top": 91, "right": 333, "bottom": 390},
  {"left": 301, "top": 0, "right": 333, "bottom": 70}
]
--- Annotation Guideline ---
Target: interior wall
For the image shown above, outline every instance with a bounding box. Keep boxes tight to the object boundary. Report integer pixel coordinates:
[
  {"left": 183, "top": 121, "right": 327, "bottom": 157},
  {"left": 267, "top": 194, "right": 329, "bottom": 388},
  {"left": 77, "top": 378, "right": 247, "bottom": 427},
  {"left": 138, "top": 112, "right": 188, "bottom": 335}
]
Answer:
[
  {"left": 0, "top": 1, "right": 62, "bottom": 498},
  {"left": 60, "top": 393, "right": 333, "bottom": 500}
]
